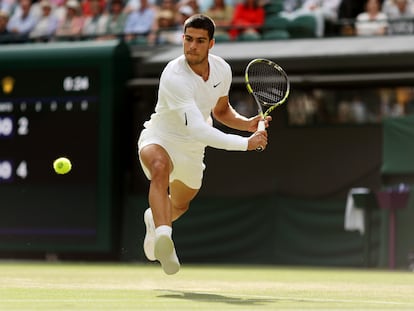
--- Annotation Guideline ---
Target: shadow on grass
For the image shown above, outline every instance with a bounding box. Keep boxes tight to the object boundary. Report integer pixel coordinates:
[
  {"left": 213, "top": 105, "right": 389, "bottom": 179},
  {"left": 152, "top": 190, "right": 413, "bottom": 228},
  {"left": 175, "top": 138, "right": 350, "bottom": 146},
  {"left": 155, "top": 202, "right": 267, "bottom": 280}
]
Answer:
[{"left": 158, "top": 290, "right": 276, "bottom": 306}]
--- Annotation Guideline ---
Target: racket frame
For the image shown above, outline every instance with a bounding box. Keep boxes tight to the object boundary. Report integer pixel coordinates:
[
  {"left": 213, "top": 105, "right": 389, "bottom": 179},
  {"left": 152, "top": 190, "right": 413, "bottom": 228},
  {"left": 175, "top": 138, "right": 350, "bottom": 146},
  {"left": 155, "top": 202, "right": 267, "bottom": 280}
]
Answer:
[{"left": 245, "top": 58, "right": 290, "bottom": 150}]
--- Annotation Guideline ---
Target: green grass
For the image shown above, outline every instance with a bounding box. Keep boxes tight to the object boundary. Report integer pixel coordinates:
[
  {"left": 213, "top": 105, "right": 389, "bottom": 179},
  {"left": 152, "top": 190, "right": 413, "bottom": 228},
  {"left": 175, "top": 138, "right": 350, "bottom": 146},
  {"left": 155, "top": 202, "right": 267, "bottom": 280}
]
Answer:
[{"left": 0, "top": 262, "right": 413, "bottom": 310}]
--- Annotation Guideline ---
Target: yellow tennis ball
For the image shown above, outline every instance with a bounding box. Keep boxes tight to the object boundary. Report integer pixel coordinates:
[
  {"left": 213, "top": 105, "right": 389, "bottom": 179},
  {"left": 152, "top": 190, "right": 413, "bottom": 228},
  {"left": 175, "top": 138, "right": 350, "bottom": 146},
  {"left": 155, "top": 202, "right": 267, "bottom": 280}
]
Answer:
[{"left": 53, "top": 157, "right": 72, "bottom": 174}]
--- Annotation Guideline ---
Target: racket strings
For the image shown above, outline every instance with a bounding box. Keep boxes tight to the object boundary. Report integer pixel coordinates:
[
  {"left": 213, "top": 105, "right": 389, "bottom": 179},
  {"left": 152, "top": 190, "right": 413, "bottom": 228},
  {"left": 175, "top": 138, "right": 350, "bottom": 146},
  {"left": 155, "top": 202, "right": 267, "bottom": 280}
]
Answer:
[{"left": 248, "top": 62, "right": 288, "bottom": 105}]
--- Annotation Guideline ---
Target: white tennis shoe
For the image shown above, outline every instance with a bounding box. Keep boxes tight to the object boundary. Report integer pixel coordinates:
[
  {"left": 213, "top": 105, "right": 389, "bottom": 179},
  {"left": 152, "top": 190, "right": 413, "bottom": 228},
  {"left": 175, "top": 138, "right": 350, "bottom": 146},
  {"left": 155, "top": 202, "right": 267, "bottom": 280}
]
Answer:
[
  {"left": 143, "top": 208, "right": 156, "bottom": 261},
  {"left": 154, "top": 233, "right": 180, "bottom": 275}
]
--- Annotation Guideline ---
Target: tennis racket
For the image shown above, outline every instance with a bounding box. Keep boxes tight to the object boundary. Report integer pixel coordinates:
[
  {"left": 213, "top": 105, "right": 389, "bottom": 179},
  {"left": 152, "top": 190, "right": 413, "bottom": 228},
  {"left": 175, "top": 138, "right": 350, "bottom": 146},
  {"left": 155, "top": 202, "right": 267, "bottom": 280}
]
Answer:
[{"left": 245, "top": 58, "right": 290, "bottom": 151}]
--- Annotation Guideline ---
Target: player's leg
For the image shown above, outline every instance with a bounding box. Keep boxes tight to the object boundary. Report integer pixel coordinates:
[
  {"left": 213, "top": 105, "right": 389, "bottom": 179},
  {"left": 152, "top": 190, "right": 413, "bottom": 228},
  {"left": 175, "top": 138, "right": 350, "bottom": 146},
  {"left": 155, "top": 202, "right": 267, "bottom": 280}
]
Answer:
[
  {"left": 139, "top": 144, "right": 173, "bottom": 227},
  {"left": 139, "top": 144, "right": 180, "bottom": 274},
  {"left": 169, "top": 179, "right": 199, "bottom": 221}
]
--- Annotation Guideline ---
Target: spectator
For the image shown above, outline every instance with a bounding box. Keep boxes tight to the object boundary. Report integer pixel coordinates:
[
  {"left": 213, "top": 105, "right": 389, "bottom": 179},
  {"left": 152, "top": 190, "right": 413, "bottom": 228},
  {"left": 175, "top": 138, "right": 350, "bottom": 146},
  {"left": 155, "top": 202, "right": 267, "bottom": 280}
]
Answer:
[
  {"left": 177, "top": 0, "right": 199, "bottom": 15},
  {"left": 1, "top": 0, "right": 18, "bottom": 15},
  {"left": 337, "top": 0, "right": 365, "bottom": 35},
  {"left": 30, "top": 0, "right": 59, "bottom": 40},
  {"left": 123, "top": 0, "right": 155, "bottom": 14},
  {"left": 204, "top": 0, "right": 233, "bottom": 36},
  {"left": 151, "top": 4, "right": 191, "bottom": 44},
  {"left": 54, "top": 0, "right": 70, "bottom": 22},
  {"left": 338, "top": 0, "right": 365, "bottom": 19},
  {"left": 0, "top": 10, "right": 14, "bottom": 42},
  {"left": 155, "top": 0, "right": 178, "bottom": 16},
  {"left": 0, "top": 10, "right": 10, "bottom": 34},
  {"left": 229, "top": 0, "right": 264, "bottom": 40},
  {"left": 7, "top": 0, "right": 38, "bottom": 40},
  {"left": 280, "top": 0, "right": 341, "bottom": 37},
  {"left": 55, "top": 0, "right": 84, "bottom": 39},
  {"left": 81, "top": 0, "right": 109, "bottom": 37},
  {"left": 383, "top": 0, "right": 414, "bottom": 34},
  {"left": 11, "top": 0, "right": 43, "bottom": 20},
  {"left": 147, "top": 0, "right": 178, "bottom": 44},
  {"left": 199, "top": 0, "right": 233, "bottom": 13},
  {"left": 124, "top": 0, "right": 156, "bottom": 42},
  {"left": 49, "top": 0, "right": 64, "bottom": 8},
  {"left": 103, "top": 0, "right": 127, "bottom": 37},
  {"left": 281, "top": 0, "right": 303, "bottom": 13},
  {"left": 149, "top": 9, "right": 177, "bottom": 44},
  {"left": 81, "top": 0, "right": 106, "bottom": 16},
  {"left": 355, "top": 0, "right": 388, "bottom": 36}
]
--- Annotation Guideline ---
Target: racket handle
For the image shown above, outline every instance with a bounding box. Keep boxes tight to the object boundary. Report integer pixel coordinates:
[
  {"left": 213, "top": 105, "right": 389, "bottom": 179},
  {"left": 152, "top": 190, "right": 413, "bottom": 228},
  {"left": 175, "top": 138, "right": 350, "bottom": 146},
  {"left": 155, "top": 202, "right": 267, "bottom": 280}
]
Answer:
[
  {"left": 257, "top": 120, "right": 265, "bottom": 131},
  {"left": 256, "top": 120, "right": 266, "bottom": 152}
]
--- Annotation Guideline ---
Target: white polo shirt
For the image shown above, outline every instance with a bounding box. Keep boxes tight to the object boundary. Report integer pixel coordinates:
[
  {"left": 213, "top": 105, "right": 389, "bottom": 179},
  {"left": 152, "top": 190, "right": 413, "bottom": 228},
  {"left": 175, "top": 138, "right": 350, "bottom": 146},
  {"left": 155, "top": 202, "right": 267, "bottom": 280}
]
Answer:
[{"left": 143, "top": 54, "right": 248, "bottom": 152}]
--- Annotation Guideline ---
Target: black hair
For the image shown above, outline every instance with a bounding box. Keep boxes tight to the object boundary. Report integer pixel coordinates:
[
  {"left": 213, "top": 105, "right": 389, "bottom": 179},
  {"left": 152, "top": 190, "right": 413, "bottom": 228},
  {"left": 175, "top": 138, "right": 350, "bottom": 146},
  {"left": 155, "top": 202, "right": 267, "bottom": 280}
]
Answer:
[{"left": 183, "top": 14, "right": 216, "bottom": 40}]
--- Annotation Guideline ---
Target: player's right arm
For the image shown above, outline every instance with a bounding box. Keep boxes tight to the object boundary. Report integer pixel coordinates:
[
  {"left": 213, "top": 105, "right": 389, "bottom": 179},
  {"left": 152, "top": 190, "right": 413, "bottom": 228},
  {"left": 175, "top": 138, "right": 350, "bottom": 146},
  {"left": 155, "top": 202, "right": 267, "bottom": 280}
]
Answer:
[
  {"left": 160, "top": 70, "right": 266, "bottom": 151},
  {"left": 180, "top": 102, "right": 267, "bottom": 151},
  {"left": 212, "top": 96, "right": 271, "bottom": 132}
]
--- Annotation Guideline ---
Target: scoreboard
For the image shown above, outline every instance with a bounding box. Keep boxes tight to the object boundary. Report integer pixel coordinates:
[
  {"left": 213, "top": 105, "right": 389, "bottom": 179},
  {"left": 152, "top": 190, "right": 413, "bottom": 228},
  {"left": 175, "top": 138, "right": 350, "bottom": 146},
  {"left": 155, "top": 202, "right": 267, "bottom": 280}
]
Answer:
[{"left": 0, "top": 41, "right": 130, "bottom": 253}]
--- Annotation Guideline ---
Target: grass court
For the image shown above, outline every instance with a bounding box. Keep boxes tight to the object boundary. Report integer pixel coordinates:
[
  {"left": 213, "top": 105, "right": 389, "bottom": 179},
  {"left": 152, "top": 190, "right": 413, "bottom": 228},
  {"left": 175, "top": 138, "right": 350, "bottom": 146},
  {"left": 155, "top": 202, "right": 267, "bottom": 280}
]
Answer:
[{"left": 1, "top": 261, "right": 413, "bottom": 310}]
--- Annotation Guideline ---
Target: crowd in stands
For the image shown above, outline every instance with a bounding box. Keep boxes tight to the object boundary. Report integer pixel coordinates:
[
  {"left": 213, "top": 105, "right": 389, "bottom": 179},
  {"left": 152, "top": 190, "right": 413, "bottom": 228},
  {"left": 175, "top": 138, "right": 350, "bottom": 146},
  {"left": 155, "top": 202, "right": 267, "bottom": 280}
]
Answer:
[{"left": 0, "top": 0, "right": 413, "bottom": 44}]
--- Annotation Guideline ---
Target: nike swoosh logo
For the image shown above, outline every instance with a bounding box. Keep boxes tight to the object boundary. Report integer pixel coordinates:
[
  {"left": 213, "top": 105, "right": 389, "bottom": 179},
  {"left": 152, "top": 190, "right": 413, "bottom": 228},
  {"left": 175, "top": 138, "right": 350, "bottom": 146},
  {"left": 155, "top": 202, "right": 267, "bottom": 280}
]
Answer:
[{"left": 213, "top": 82, "right": 221, "bottom": 88}]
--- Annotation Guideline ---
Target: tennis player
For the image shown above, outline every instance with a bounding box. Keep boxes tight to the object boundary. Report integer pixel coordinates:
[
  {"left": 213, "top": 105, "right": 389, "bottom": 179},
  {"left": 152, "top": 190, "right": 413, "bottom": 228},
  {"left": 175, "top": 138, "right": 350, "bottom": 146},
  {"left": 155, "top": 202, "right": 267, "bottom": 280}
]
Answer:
[{"left": 137, "top": 14, "right": 271, "bottom": 275}]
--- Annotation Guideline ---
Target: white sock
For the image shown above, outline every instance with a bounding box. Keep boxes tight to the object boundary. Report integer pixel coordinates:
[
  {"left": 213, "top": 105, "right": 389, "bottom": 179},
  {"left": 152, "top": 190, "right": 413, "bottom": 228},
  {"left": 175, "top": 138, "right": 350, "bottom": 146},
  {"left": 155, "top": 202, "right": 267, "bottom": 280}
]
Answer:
[{"left": 155, "top": 225, "right": 172, "bottom": 238}]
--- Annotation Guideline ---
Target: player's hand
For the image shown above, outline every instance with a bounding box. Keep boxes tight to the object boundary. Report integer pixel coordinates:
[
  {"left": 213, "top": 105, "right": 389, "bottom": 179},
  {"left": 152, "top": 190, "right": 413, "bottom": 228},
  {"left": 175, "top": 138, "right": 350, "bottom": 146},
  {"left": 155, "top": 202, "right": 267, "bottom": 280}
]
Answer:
[
  {"left": 247, "top": 130, "right": 268, "bottom": 151},
  {"left": 247, "top": 115, "right": 272, "bottom": 132}
]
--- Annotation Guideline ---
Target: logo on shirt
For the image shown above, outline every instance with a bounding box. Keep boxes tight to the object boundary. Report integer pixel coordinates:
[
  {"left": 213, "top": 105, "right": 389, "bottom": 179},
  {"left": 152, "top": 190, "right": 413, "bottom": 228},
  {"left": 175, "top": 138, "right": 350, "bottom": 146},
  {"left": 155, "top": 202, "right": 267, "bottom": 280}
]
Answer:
[{"left": 213, "top": 82, "right": 221, "bottom": 88}]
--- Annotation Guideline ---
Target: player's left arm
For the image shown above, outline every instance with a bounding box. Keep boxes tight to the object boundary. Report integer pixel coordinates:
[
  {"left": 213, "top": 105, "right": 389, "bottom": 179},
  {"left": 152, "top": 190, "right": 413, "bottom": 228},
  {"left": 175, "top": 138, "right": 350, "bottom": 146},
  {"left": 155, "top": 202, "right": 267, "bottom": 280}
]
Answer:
[{"left": 212, "top": 96, "right": 271, "bottom": 132}]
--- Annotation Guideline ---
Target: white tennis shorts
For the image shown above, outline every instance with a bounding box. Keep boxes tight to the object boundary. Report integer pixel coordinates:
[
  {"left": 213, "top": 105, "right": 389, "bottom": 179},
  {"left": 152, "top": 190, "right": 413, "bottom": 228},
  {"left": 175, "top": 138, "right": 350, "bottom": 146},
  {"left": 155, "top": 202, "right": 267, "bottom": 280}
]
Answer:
[{"left": 137, "top": 128, "right": 206, "bottom": 189}]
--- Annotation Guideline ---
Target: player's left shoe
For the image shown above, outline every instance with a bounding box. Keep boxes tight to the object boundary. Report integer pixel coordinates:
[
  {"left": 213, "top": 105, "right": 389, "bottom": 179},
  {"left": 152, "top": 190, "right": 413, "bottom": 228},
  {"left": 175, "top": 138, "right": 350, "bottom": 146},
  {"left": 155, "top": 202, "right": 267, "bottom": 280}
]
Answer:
[
  {"left": 143, "top": 208, "right": 156, "bottom": 261},
  {"left": 154, "top": 233, "right": 180, "bottom": 275}
]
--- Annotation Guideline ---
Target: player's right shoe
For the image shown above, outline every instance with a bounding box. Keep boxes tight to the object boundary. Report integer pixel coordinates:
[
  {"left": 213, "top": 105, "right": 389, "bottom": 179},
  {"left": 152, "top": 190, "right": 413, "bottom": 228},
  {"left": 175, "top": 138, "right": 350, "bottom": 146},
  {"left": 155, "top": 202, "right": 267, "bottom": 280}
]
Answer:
[
  {"left": 154, "top": 233, "right": 180, "bottom": 275},
  {"left": 143, "top": 208, "right": 156, "bottom": 261}
]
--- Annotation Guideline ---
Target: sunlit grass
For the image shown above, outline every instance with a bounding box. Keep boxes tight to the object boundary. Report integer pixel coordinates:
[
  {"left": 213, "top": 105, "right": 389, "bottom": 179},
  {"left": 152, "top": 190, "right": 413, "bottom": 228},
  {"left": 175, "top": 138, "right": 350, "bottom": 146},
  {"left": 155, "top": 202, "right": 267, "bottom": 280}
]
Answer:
[{"left": 0, "top": 262, "right": 413, "bottom": 310}]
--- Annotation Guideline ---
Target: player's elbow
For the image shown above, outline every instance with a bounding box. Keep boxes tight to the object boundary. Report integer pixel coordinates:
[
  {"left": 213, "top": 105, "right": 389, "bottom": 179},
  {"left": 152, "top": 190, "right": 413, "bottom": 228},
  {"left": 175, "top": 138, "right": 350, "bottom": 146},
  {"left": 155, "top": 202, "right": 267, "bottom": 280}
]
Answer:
[{"left": 212, "top": 106, "right": 228, "bottom": 124}]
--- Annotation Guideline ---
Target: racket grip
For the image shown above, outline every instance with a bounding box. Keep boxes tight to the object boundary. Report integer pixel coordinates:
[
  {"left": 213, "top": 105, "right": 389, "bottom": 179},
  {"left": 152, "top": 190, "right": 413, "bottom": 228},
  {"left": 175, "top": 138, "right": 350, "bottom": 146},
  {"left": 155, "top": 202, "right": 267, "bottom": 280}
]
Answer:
[
  {"left": 257, "top": 120, "right": 265, "bottom": 131},
  {"left": 256, "top": 120, "right": 266, "bottom": 152}
]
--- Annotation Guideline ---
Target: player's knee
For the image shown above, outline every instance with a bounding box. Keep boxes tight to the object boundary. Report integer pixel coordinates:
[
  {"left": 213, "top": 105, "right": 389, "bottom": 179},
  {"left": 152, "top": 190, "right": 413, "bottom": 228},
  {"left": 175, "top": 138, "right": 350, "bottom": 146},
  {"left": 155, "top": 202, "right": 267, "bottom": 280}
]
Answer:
[
  {"left": 173, "top": 203, "right": 189, "bottom": 215},
  {"left": 149, "top": 159, "right": 170, "bottom": 180}
]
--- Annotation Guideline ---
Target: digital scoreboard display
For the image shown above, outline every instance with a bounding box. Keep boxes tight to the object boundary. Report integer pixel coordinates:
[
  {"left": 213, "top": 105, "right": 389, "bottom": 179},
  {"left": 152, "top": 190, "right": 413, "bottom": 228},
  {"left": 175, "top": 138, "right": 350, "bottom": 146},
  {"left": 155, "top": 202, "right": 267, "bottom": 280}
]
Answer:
[
  {"left": 0, "top": 68, "right": 100, "bottom": 250},
  {"left": 0, "top": 41, "right": 130, "bottom": 254}
]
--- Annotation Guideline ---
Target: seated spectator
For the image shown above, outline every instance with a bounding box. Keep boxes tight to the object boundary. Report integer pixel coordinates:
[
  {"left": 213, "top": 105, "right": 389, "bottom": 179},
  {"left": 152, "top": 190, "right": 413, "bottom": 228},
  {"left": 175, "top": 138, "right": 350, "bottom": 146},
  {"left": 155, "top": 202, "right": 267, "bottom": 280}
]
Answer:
[
  {"left": 229, "top": 0, "right": 264, "bottom": 40},
  {"left": 149, "top": 9, "right": 177, "bottom": 44},
  {"left": 355, "top": 0, "right": 388, "bottom": 36},
  {"left": 147, "top": 0, "right": 177, "bottom": 44},
  {"left": 280, "top": 0, "right": 341, "bottom": 37},
  {"left": 152, "top": 4, "right": 192, "bottom": 44},
  {"left": 7, "top": 0, "right": 38, "bottom": 41},
  {"left": 11, "top": 0, "right": 43, "bottom": 21},
  {"left": 1, "top": 0, "right": 18, "bottom": 15},
  {"left": 382, "top": 0, "right": 414, "bottom": 34},
  {"left": 123, "top": 0, "right": 155, "bottom": 14},
  {"left": 82, "top": 0, "right": 109, "bottom": 38},
  {"left": 204, "top": 0, "right": 233, "bottom": 35},
  {"left": 54, "top": 0, "right": 70, "bottom": 22},
  {"left": 81, "top": 0, "right": 106, "bottom": 16},
  {"left": 336, "top": 0, "right": 365, "bottom": 35},
  {"left": 124, "top": 0, "right": 156, "bottom": 42},
  {"left": 283, "top": 0, "right": 303, "bottom": 12},
  {"left": 30, "top": 0, "right": 59, "bottom": 40},
  {"left": 55, "top": 0, "right": 84, "bottom": 39},
  {"left": 0, "top": 10, "right": 10, "bottom": 34},
  {"left": 103, "top": 0, "right": 127, "bottom": 38},
  {"left": 177, "top": 0, "right": 199, "bottom": 15},
  {"left": 0, "top": 10, "right": 14, "bottom": 42}
]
